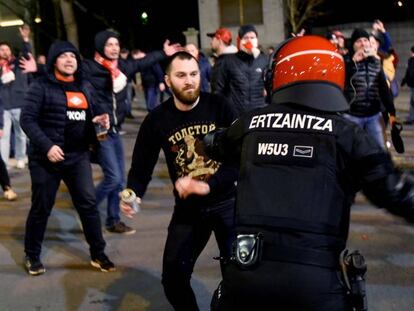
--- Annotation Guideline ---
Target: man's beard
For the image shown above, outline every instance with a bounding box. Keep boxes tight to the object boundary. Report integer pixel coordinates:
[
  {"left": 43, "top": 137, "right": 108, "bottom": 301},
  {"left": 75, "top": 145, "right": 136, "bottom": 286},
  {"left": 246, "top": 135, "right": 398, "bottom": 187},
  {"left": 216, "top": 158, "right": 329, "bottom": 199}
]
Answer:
[{"left": 170, "top": 83, "right": 200, "bottom": 106}]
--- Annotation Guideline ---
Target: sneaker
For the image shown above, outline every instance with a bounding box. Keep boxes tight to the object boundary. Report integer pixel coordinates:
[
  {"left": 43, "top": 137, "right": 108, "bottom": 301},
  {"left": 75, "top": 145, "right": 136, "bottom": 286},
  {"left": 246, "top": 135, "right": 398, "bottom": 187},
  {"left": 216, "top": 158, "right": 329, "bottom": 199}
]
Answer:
[
  {"left": 106, "top": 222, "right": 136, "bottom": 235},
  {"left": 90, "top": 253, "right": 116, "bottom": 272},
  {"left": 16, "top": 160, "right": 25, "bottom": 169},
  {"left": 4, "top": 187, "right": 17, "bottom": 201},
  {"left": 24, "top": 256, "right": 46, "bottom": 276}
]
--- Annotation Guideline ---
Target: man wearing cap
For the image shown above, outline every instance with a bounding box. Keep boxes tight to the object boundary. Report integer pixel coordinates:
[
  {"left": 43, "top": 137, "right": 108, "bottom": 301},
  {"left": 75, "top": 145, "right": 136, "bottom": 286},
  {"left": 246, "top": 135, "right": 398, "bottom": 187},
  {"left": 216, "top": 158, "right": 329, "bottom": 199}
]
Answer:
[
  {"left": 210, "top": 24, "right": 268, "bottom": 117},
  {"left": 207, "top": 27, "right": 238, "bottom": 59},
  {"left": 343, "top": 28, "right": 396, "bottom": 149},
  {"left": 82, "top": 30, "right": 180, "bottom": 234},
  {"left": 21, "top": 41, "right": 113, "bottom": 276}
]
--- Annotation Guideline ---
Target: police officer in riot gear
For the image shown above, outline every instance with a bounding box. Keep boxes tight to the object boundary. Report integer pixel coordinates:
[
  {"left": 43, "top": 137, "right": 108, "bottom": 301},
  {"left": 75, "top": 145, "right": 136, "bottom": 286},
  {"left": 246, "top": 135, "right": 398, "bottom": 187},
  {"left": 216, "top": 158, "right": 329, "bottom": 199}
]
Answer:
[{"left": 199, "top": 36, "right": 414, "bottom": 310}]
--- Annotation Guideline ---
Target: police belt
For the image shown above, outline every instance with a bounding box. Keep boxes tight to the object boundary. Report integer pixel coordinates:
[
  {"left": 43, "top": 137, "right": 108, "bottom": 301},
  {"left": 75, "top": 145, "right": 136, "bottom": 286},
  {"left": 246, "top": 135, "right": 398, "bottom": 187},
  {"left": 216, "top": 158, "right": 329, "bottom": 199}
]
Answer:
[{"left": 262, "top": 243, "right": 339, "bottom": 269}]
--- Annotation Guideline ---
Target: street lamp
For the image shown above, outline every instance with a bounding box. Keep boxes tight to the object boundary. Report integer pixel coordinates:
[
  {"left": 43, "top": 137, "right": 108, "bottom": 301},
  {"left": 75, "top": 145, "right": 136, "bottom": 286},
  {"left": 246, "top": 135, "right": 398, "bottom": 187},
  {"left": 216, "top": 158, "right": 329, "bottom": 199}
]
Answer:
[{"left": 140, "top": 11, "right": 148, "bottom": 25}]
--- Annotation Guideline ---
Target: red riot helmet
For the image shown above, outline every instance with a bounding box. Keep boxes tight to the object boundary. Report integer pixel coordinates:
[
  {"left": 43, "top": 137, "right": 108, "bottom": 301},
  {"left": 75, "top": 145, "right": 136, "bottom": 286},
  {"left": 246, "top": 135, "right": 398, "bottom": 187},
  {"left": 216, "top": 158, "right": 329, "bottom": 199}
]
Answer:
[{"left": 269, "top": 35, "right": 348, "bottom": 112}]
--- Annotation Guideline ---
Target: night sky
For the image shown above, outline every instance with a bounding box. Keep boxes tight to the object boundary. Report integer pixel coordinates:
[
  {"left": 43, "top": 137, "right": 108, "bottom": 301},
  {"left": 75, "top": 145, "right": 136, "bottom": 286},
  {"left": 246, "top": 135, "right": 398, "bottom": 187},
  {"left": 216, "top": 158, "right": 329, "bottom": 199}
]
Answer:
[
  {"left": 33, "top": 0, "right": 413, "bottom": 56},
  {"left": 75, "top": 0, "right": 200, "bottom": 56}
]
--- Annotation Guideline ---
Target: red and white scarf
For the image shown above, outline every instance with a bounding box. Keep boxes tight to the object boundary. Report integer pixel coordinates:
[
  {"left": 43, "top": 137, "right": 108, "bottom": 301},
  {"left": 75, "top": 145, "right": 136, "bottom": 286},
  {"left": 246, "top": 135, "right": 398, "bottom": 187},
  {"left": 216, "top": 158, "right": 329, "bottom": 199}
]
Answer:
[
  {"left": 0, "top": 56, "right": 16, "bottom": 84},
  {"left": 94, "top": 52, "right": 127, "bottom": 93}
]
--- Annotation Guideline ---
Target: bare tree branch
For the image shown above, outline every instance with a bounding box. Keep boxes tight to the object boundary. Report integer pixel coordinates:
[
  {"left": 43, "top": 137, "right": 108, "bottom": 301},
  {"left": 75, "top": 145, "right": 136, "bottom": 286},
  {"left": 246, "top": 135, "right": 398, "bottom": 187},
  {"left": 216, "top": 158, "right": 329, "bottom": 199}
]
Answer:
[{"left": 284, "top": 0, "right": 327, "bottom": 34}]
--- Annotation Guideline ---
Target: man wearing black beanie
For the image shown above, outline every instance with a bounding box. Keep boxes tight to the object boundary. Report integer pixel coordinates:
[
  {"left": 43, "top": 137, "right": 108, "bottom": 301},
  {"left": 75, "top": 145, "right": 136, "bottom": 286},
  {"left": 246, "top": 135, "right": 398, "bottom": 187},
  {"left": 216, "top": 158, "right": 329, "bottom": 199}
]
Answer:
[
  {"left": 211, "top": 24, "right": 268, "bottom": 116},
  {"left": 343, "top": 28, "right": 396, "bottom": 149},
  {"left": 21, "top": 41, "right": 114, "bottom": 275},
  {"left": 82, "top": 30, "right": 180, "bottom": 234}
]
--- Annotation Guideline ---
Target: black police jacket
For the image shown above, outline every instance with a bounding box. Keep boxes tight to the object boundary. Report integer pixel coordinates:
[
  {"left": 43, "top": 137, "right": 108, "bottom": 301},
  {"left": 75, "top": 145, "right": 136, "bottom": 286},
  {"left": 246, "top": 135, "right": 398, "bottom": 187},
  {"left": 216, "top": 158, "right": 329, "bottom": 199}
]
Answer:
[{"left": 211, "top": 102, "right": 414, "bottom": 255}]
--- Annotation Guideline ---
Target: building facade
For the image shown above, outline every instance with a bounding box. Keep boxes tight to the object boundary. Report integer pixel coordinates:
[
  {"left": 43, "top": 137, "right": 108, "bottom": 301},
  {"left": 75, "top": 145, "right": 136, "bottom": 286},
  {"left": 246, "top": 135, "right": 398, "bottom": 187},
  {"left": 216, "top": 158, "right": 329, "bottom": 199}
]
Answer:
[{"left": 197, "top": 0, "right": 285, "bottom": 51}]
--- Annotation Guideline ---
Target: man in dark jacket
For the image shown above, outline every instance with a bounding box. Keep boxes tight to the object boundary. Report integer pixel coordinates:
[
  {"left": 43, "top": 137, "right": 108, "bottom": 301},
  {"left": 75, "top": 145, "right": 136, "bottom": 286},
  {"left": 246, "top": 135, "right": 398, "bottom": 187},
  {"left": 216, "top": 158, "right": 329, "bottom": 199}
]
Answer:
[
  {"left": 140, "top": 57, "right": 166, "bottom": 111},
  {"left": 120, "top": 52, "right": 238, "bottom": 310},
  {"left": 343, "top": 28, "right": 396, "bottom": 149},
  {"left": 0, "top": 25, "right": 35, "bottom": 168},
  {"left": 401, "top": 45, "right": 414, "bottom": 124},
  {"left": 21, "top": 41, "right": 114, "bottom": 276},
  {"left": 211, "top": 24, "right": 268, "bottom": 116},
  {"left": 82, "top": 30, "right": 180, "bottom": 234},
  {"left": 202, "top": 35, "right": 414, "bottom": 311}
]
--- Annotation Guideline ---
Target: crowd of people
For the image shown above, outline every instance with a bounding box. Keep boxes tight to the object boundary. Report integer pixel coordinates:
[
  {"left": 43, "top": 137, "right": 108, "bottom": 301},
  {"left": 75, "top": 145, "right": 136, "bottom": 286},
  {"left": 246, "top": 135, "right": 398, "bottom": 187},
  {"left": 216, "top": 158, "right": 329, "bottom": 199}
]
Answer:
[{"left": 0, "top": 18, "right": 414, "bottom": 311}]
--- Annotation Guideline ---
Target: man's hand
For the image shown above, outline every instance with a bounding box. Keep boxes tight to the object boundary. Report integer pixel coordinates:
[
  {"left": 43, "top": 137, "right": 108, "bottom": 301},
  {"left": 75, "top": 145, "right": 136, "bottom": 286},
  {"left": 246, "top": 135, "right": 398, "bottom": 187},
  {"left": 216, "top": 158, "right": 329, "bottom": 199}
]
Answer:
[
  {"left": 373, "top": 20, "right": 386, "bottom": 33},
  {"left": 0, "top": 129, "right": 3, "bottom": 138},
  {"left": 175, "top": 176, "right": 210, "bottom": 199},
  {"left": 19, "top": 53, "right": 37, "bottom": 73},
  {"left": 132, "top": 51, "right": 146, "bottom": 59},
  {"left": 19, "top": 24, "right": 31, "bottom": 42},
  {"left": 119, "top": 196, "right": 141, "bottom": 218},
  {"left": 163, "top": 39, "right": 182, "bottom": 56},
  {"left": 159, "top": 82, "right": 166, "bottom": 92},
  {"left": 389, "top": 115, "right": 396, "bottom": 127},
  {"left": 92, "top": 113, "right": 110, "bottom": 130},
  {"left": 47, "top": 145, "right": 65, "bottom": 163}
]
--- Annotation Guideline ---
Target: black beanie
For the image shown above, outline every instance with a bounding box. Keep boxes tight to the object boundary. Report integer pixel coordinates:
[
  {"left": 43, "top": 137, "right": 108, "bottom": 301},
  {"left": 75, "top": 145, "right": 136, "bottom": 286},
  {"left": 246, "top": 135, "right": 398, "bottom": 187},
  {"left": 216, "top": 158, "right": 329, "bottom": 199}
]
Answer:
[
  {"left": 238, "top": 24, "right": 258, "bottom": 38},
  {"left": 351, "top": 28, "right": 369, "bottom": 46},
  {"left": 94, "top": 30, "right": 119, "bottom": 57},
  {"left": 46, "top": 40, "right": 81, "bottom": 73}
]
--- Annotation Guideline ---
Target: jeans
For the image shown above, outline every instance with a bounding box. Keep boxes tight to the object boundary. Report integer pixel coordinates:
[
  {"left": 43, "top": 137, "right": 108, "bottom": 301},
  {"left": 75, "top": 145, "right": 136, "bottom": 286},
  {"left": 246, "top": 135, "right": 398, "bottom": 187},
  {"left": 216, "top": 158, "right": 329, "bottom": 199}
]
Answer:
[
  {"left": 408, "top": 87, "right": 414, "bottom": 121},
  {"left": 162, "top": 198, "right": 236, "bottom": 311},
  {"left": 24, "top": 154, "right": 106, "bottom": 259},
  {"left": 144, "top": 86, "right": 160, "bottom": 111},
  {"left": 95, "top": 132, "right": 125, "bottom": 227},
  {"left": 0, "top": 108, "right": 26, "bottom": 163},
  {"left": 343, "top": 112, "right": 385, "bottom": 149}
]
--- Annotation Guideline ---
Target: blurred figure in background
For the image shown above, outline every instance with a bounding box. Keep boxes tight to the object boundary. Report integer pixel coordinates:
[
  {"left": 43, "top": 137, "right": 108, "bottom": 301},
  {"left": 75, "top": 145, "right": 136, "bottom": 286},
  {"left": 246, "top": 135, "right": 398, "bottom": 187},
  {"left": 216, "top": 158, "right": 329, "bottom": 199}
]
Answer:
[{"left": 185, "top": 43, "right": 212, "bottom": 92}]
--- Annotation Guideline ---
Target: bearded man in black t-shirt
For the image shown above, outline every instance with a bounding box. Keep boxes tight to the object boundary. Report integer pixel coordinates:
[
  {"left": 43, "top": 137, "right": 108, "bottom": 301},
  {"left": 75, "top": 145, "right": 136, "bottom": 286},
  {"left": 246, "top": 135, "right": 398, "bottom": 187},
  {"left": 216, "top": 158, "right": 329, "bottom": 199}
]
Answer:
[{"left": 120, "top": 51, "right": 238, "bottom": 310}]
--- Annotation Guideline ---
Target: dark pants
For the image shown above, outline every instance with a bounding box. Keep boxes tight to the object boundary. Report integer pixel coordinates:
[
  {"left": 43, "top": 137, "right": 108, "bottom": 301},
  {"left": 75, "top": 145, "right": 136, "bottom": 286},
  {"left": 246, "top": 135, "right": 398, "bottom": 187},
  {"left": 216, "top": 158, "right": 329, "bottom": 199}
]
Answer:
[
  {"left": 161, "top": 198, "right": 235, "bottom": 311},
  {"left": 214, "top": 260, "right": 352, "bottom": 311},
  {"left": 24, "top": 154, "right": 106, "bottom": 259},
  {"left": 0, "top": 156, "right": 10, "bottom": 191}
]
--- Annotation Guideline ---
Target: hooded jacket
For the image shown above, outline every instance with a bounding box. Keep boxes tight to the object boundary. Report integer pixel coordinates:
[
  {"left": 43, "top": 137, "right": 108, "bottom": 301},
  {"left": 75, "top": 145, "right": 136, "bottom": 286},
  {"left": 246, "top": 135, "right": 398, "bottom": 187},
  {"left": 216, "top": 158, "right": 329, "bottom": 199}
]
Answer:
[
  {"left": 21, "top": 41, "right": 97, "bottom": 161},
  {"left": 82, "top": 30, "right": 167, "bottom": 130}
]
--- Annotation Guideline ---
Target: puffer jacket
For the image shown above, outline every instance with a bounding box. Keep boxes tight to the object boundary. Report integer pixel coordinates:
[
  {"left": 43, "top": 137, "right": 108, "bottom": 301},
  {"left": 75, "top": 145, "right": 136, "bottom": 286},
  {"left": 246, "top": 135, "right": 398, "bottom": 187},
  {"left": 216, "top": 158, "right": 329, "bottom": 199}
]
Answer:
[
  {"left": 21, "top": 41, "right": 97, "bottom": 160},
  {"left": 211, "top": 51, "right": 268, "bottom": 116},
  {"left": 344, "top": 56, "right": 395, "bottom": 117}
]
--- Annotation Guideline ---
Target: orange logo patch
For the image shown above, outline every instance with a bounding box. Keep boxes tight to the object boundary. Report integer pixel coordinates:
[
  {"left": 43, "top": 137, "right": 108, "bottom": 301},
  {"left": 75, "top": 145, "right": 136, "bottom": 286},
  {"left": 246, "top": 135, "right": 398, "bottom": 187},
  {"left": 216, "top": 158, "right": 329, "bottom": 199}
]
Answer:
[{"left": 66, "top": 91, "right": 88, "bottom": 109}]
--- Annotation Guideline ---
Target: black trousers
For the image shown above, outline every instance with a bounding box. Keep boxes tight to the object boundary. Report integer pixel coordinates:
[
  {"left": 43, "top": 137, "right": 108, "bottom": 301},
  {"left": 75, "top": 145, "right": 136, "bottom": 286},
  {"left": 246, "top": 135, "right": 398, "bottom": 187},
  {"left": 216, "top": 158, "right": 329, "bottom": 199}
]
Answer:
[
  {"left": 0, "top": 156, "right": 10, "bottom": 191},
  {"left": 214, "top": 260, "right": 352, "bottom": 311},
  {"left": 24, "top": 154, "right": 106, "bottom": 259},
  {"left": 161, "top": 198, "right": 235, "bottom": 311}
]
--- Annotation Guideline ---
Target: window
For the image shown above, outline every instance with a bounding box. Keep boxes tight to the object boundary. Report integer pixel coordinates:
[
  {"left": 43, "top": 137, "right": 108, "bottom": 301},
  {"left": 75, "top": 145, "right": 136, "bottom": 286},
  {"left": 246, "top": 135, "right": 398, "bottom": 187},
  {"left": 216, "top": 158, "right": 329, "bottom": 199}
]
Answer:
[{"left": 219, "top": 0, "right": 263, "bottom": 26}]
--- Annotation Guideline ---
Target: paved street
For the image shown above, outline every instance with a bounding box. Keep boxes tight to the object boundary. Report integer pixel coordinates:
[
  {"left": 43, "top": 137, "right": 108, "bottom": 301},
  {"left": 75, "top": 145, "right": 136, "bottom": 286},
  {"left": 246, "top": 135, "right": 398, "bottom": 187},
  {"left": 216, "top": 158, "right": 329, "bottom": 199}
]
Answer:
[{"left": 1, "top": 90, "right": 414, "bottom": 311}]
